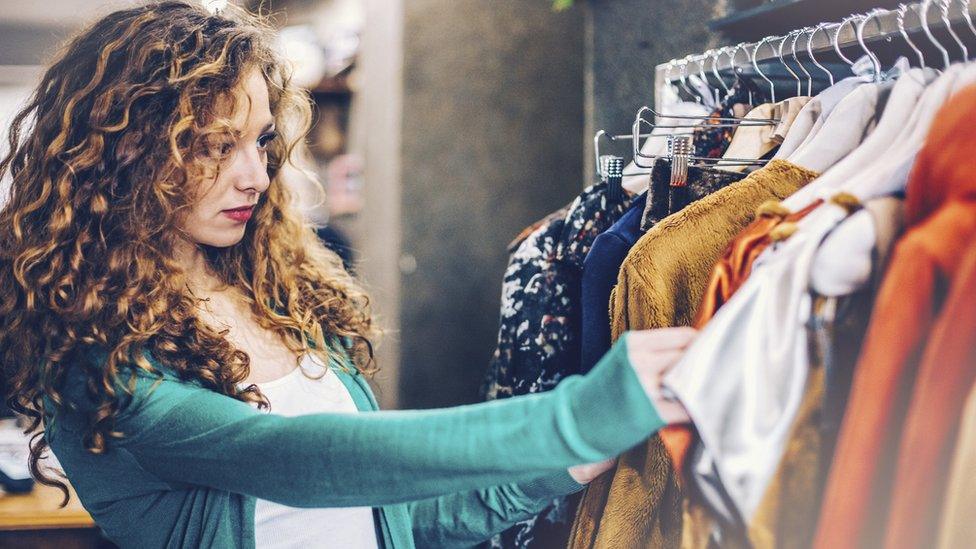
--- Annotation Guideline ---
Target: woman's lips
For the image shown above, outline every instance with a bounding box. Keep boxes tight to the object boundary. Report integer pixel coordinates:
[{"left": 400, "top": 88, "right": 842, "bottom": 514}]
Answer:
[{"left": 222, "top": 206, "right": 253, "bottom": 222}]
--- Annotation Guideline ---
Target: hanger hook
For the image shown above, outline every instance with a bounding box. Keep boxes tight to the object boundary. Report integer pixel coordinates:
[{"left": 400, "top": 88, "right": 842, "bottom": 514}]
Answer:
[
  {"left": 791, "top": 28, "right": 813, "bottom": 95},
  {"left": 919, "top": 0, "right": 952, "bottom": 69},
  {"left": 711, "top": 46, "right": 732, "bottom": 94},
  {"left": 777, "top": 33, "right": 802, "bottom": 97},
  {"left": 808, "top": 23, "right": 835, "bottom": 85},
  {"left": 678, "top": 58, "right": 700, "bottom": 102},
  {"left": 939, "top": 0, "right": 969, "bottom": 60},
  {"left": 832, "top": 17, "right": 859, "bottom": 67},
  {"left": 729, "top": 42, "right": 753, "bottom": 105},
  {"left": 752, "top": 36, "right": 777, "bottom": 103},
  {"left": 858, "top": 9, "right": 886, "bottom": 80},
  {"left": 958, "top": 0, "right": 976, "bottom": 41},
  {"left": 897, "top": 3, "right": 927, "bottom": 67},
  {"left": 696, "top": 52, "right": 718, "bottom": 104}
]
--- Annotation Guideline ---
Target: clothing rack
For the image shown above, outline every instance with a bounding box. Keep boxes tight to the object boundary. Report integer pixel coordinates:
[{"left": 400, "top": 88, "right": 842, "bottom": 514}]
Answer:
[{"left": 654, "top": 0, "right": 976, "bottom": 109}]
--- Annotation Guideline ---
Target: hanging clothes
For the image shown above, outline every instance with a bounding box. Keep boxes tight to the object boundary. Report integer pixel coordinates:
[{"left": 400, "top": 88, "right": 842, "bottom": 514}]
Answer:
[
  {"left": 570, "top": 159, "right": 816, "bottom": 549},
  {"left": 937, "top": 382, "right": 976, "bottom": 549},
  {"left": 814, "top": 84, "right": 976, "bottom": 549},
  {"left": 482, "top": 181, "right": 632, "bottom": 549},
  {"left": 663, "top": 64, "right": 976, "bottom": 538},
  {"left": 580, "top": 193, "right": 647, "bottom": 373},
  {"left": 747, "top": 196, "right": 904, "bottom": 549}
]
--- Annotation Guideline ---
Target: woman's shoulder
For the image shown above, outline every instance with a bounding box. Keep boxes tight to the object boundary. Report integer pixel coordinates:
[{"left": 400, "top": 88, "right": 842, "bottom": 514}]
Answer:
[{"left": 49, "top": 346, "right": 204, "bottom": 420}]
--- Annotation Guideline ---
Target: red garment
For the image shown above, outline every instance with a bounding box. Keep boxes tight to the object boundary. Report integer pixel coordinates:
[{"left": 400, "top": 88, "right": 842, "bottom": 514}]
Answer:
[{"left": 814, "top": 85, "right": 976, "bottom": 549}]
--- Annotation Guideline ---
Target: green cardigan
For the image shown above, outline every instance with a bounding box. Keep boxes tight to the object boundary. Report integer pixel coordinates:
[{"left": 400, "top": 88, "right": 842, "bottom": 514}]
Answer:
[{"left": 44, "top": 333, "right": 663, "bottom": 548}]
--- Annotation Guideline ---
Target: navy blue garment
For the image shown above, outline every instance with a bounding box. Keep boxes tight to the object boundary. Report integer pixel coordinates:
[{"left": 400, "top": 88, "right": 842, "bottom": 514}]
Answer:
[{"left": 580, "top": 192, "right": 647, "bottom": 374}]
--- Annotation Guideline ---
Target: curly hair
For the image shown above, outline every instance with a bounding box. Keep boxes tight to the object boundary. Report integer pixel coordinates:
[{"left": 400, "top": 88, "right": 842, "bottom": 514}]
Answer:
[{"left": 0, "top": 1, "right": 377, "bottom": 504}]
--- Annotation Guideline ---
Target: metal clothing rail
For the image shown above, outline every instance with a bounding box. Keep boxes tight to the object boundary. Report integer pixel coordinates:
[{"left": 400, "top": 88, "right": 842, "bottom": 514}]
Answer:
[{"left": 653, "top": 0, "right": 976, "bottom": 109}]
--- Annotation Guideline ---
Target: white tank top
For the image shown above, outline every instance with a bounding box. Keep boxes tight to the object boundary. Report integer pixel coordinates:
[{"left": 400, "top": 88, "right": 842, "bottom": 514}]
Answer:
[{"left": 246, "top": 354, "right": 380, "bottom": 549}]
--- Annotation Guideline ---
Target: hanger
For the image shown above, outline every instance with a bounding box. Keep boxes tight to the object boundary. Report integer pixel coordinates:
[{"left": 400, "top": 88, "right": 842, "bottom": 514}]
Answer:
[
  {"left": 788, "top": 13, "right": 895, "bottom": 175},
  {"left": 918, "top": 0, "right": 952, "bottom": 69},
  {"left": 939, "top": 0, "right": 969, "bottom": 60},
  {"left": 727, "top": 42, "right": 755, "bottom": 105},
  {"left": 696, "top": 51, "right": 720, "bottom": 105},
  {"left": 791, "top": 28, "right": 814, "bottom": 96},
  {"left": 752, "top": 36, "right": 778, "bottom": 103},
  {"left": 958, "top": 0, "right": 976, "bottom": 40},
  {"left": 629, "top": 105, "right": 777, "bottom": 169},
  {"left": 832, "top": 16, "right": 860, "bottom": 71},
  {"left": 858, "top": 9, "right": 887, "bottom": 80},
  {"left": 898, "top": 3, "right": 928, "bottom": 67},
  {"left": 808, "top": 23, "right": 835, "bottom": 86},
  {"left": 778, "top": 32, "right": 803, "bottom": 97},
  {"left": 711, "top": 47, "right": 733, "bottom": 97},
  {"left": 677, "top": 59, "right": 700, "bottom": 102},
  {"left": 594, "top": 130, "right": 654, "bottom": 179}
]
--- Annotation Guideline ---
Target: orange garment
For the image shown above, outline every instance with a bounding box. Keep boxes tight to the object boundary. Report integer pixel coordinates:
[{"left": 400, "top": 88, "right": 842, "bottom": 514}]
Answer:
[
  {"left": 693, "top": 198, "right": 825, "bottom": 329},
  {"left": 814, "top": 84, "right": 976, "bottom": 549}
]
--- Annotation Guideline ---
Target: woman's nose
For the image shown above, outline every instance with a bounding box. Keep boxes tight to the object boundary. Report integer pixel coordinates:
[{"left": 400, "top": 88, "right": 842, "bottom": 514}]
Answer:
[{"left": 234, "top": 150, "right": 271, "bottom": 194}]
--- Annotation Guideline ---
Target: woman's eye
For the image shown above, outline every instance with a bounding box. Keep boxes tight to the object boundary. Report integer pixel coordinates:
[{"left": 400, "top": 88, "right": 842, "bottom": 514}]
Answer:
[{"left": 257, "top": 131, "right": 278, "bottom": 150}]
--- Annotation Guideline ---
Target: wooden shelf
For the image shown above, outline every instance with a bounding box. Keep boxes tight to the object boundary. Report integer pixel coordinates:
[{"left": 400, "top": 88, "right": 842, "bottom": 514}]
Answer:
[{"left": 0, "top": 482, "right": 94, "bottom": 531}]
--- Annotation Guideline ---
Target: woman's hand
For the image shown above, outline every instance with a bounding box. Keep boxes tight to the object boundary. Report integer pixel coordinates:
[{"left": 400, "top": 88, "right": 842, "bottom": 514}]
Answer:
[
  {"left": 568, "top": 457, "right": 617, "bottom": 484},
  {"left": 625, "top": 327, "right": 698, "bottom": 424}
]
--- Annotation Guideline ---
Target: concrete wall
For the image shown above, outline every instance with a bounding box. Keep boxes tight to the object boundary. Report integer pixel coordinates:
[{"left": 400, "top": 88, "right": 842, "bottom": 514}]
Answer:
[
  {"left": 583, "top": 0, "right": 727, "bottom": 177},
  {"left": 397, "top": 0, "right": 586, "bottom": 409}
]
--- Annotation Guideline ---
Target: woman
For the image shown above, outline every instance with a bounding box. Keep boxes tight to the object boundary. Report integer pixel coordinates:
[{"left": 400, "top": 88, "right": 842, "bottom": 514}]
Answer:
[{"left": 0, "top": 2, "right": 695, "bottom": 547}]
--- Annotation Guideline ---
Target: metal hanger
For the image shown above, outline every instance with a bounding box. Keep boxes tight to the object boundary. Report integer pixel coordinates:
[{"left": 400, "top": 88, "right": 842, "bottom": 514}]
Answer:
[
  {"left": 857, "top": 8, "right": 887, "bottom": 79},
  {"left": 728, "top": 42, "right": 754, "bottom": 105},
  {"left": 696, "top": 51, "right": 720, "bottom": 105},
  {"left": 832, "top": 17, "right": 860, "bottom": 69},
  {"left": 593, "top": 130, "right": 653, "bottom": 179},
  {"left": 791, "top": 28, "right": 814, "bottom": 95},
  {"left": 898, "top": 3, "right": 928, "bottom": 67},
  {"left": 958, "top": 0, "right": 976, "bottom": 40},
  {"left": 808, "top": 23, "right": 835, "bottom": 86},
  {"left": 939, "top": 0, "right": 969, "bottom": 60},
  {"left": 918, "top": 0, "right": 952, "bottom": 69},
  {"left": 630, "top": 103, "right": 779, "bottom": 168},
  {"left": 777, "top": 32, "right": 803, "bottom": 97},
  {"left": 752, "top": 36, "right": 778, "bottom": 102},
  {"left": 711, "top": 47, "right": 733, "bottom": 96},
  {"left": 680, "top": 56, "right": 705, "bottom": 103}
]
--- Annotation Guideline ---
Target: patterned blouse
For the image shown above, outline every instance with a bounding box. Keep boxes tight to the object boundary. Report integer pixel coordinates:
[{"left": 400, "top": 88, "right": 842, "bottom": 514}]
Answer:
[
  {"left": 481, "top": 181, "right": 633, "bottom": 548},
  {"left": 692, "top": 77, "right": 767, "bottom": 159}
]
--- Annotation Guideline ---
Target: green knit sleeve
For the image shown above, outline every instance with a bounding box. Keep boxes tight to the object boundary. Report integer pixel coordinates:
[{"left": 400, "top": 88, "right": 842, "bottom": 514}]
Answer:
[
  {"left": 93, "top": 333, "right": 661, "bottom": 508},
  {"left": 405, "top": 471, "right": 583, "bottom": 547}
]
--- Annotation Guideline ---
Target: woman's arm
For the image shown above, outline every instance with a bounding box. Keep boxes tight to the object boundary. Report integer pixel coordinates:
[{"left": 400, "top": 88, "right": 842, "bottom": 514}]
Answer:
[{"left": 56, "top": 331, "right": 687, "bottom": 509}]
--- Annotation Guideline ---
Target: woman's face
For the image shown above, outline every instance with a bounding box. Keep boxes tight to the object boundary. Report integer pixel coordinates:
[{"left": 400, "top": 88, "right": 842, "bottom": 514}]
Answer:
[{"left": 181, "top": 67, "right": 276, "bottom": 248}]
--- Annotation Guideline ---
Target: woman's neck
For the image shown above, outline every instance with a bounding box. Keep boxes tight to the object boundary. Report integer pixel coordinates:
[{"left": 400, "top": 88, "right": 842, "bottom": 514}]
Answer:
[{"left": 174, "top": 238, "right": 225, "bottom": 295}]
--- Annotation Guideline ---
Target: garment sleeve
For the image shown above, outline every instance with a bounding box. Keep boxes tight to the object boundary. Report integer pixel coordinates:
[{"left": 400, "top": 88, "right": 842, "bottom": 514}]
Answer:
[
  {"left": 103, "top": 334, "right": 661, "bottom": 509},
  {"left": 406, "top": 471, "right": 583, "bottom": 548}
]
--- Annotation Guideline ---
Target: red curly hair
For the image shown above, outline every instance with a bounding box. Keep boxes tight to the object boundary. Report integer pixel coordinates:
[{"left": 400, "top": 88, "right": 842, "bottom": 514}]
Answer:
[{"left": 0, "top": 1, "right": 377, "bottom": 504}]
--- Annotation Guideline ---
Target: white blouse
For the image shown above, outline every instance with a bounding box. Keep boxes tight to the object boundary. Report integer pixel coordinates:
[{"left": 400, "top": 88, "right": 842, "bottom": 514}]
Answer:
[{"left": 247, "top": 354, "right": 379, "bottom": 549}]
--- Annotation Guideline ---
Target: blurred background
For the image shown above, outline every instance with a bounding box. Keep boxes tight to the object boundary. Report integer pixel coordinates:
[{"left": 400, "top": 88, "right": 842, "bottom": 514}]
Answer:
[
  {"left": 0, "top": 0, "right": 910, "bottom": 412},
  {"left": 0, "top": 0, "right": 939, "bottom": 545}
]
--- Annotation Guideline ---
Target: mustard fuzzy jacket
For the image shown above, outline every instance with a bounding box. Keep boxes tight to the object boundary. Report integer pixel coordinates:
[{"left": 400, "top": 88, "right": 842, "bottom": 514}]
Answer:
[{"left": 570, "top": 159, "right": 819, "bottom": 549}]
